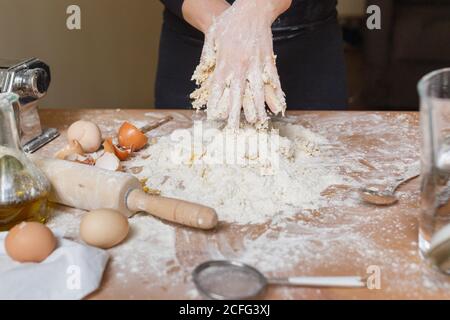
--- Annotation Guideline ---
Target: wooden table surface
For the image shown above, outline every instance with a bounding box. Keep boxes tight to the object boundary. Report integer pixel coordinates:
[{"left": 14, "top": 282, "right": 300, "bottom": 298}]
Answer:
[{"left": 36, "top": 109, "right": 450, "bottom": 300}]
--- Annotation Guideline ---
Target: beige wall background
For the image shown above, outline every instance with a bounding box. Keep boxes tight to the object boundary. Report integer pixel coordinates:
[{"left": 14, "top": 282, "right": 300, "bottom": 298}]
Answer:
[
  {"left": 0, "top": 0, "right": 163, "bottom": 109},
  {"left": 0, "top": 0, "right": 365, "bottom": 109}
]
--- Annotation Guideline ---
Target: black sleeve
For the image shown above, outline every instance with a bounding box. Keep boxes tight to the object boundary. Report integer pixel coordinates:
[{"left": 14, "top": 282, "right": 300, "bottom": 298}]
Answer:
[{"left": 160, "top": 0, "right": 184, "bottom": 19}]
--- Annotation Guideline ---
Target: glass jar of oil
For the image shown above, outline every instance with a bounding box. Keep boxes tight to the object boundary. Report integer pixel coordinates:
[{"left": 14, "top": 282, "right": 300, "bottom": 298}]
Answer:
[{"left": 0, "top": 93, "right": 51, "bottom": 231}]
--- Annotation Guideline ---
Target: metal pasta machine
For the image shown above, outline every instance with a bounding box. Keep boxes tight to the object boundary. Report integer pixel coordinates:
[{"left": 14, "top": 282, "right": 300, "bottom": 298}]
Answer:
[{"left": 0, "top": 58, "right": 59, "bottom": 153}]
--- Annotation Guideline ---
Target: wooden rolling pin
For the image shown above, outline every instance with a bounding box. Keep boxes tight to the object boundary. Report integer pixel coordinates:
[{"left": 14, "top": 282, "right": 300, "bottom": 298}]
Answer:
[{"left": 30, "top": 155, "right": 218, "bottom": 230}]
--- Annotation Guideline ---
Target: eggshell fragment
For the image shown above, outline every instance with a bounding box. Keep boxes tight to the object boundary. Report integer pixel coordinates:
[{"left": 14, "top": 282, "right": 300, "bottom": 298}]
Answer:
[
  {"left": 5, "top": 222, "right": 57, "bottom": 263},
  {"left": 103, "top": 138, "right": 115, "bottom": 154},
  {"left": 67, "top": 120, "right": 102, "bottom": 153},
  {"left": 95, "top": 152, "right": 122, "bottom": 171},
  {"left": 55, "top": 140, "right": 84, "bottom": 160},
  {"left": 118, "top": 122, "right": 148, "bottom": 151},
  {"left": 74, "top": 154, "right": 96, "bottom": 165},
  {"left": 103, "top": 138, "right": 131, "bottom": 161},
  {"left": 80, "top": 209, "right": 129, "bottom": 249}
]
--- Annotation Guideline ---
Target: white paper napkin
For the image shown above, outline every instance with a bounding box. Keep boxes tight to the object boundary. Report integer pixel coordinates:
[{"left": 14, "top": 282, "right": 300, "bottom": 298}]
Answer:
[{"left": 0, "top": 230, "right": 109, "bottom": 300}]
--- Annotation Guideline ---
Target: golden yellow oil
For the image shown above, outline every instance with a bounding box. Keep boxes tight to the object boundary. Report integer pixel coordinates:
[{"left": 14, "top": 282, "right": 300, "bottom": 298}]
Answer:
[{"left": 0, "top": 195, "right": 49, "bottom": 231}]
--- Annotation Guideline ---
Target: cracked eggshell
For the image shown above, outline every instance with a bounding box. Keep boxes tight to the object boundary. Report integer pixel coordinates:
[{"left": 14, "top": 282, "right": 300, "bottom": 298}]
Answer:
[
  {"left": 54, "top": 139, "right": 84, "bottom": 160},
  {"left": 103, "top": 138, "right": 131, "bottom": 161},
  {"left": 95, "top": 152, "right": 122, "bottom": 171},
  {"left": 118, "top": 122, "right": 148, "bottom": 151}
]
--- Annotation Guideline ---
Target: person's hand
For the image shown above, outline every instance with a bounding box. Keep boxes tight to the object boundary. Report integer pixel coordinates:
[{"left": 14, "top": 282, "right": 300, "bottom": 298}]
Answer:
[{"left": 191, "top": 0, "right": 291, "bottom": 129}]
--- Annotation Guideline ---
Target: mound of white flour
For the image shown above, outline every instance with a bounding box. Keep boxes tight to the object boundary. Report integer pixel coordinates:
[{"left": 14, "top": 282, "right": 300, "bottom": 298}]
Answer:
[{"left": 125, "top": 121, "right": 347, "bottom": 225}]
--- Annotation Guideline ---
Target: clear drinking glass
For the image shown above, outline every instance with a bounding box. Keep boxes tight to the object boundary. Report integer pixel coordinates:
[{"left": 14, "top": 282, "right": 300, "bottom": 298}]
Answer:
[{"left": 418, "top": 68, "right": 450, "bottom": 273}]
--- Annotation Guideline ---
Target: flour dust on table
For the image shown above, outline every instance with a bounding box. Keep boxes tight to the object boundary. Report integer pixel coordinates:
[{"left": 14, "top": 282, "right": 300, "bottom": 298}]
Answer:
[{"left": 46, "top": 112, "right": 450, "bottom": 298}]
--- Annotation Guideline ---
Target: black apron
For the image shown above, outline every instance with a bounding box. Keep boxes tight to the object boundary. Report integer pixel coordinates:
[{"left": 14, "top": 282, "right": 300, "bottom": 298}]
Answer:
[{"left": 155, "top": 0, "right": 347, "bottom": 110}]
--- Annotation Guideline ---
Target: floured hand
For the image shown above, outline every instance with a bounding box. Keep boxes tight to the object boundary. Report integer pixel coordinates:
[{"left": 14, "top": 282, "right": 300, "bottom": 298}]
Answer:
[{"left": 191, "top": 0, "right": 290, "bottom": 129}]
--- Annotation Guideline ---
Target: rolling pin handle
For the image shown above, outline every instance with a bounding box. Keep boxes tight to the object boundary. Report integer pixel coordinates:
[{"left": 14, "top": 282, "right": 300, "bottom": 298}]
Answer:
[{"left": 126, "top": 189, "right": 218, "bottom": 230}]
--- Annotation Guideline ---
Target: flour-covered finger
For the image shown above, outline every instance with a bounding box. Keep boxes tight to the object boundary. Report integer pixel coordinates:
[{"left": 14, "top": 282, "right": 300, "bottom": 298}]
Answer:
[
  {"left": 215, "top": 86, "right": 231, "bottom": 120},
  {"left": 206, "top": 81, "right": 224, "bottom": 110},
  {"left": 242, "top": 81, "right": 257, "bottom": 124},
  {"left": 265, "top": 84, "right": 286, "bottom": 115},
  {"left": 227, "top": 81, "right": 244, "bottom": 129},
  {"left": 248, "top": 73, "right": 268, "bottom": 123},
  {"left": 263, "top": 59, "right": 286, "bottom": 115},
  {"left": 208, "top": 69, "right": 232, "bottom": 118}
]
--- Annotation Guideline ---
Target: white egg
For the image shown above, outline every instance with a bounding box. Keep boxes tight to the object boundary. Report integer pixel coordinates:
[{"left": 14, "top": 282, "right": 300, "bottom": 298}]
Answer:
[{"left": 67, "top": 120, "right": 102, "bottom": 153}]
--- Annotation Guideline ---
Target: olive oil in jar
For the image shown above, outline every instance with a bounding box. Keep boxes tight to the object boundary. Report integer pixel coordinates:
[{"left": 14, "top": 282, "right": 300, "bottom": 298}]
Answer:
[
  {"left": 0, "top": 195, "right": 49, "bottom": 231},
  {"left": 0, "top": 153, "right": 51, "bottom": 231}
]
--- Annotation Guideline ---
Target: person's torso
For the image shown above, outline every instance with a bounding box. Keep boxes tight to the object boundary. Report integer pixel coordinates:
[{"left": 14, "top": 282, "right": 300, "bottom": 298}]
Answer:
[
  {"left": 227, "top": 0, "right": 337, "bottom": 30},
  {"left": 163, "top": 0, "right": 338, "bottom": 42}
]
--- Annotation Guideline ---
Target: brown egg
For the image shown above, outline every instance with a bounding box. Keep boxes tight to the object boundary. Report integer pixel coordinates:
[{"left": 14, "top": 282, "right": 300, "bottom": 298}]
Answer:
[
  {"left": 118, "top": 122, "right": 148, "bottom": 151},
  {"left": 80, "top": 209, "right": 129, "bottom": 249},
  {"left": 5, "top": 222, "right": 57, "bottom": 263}
]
